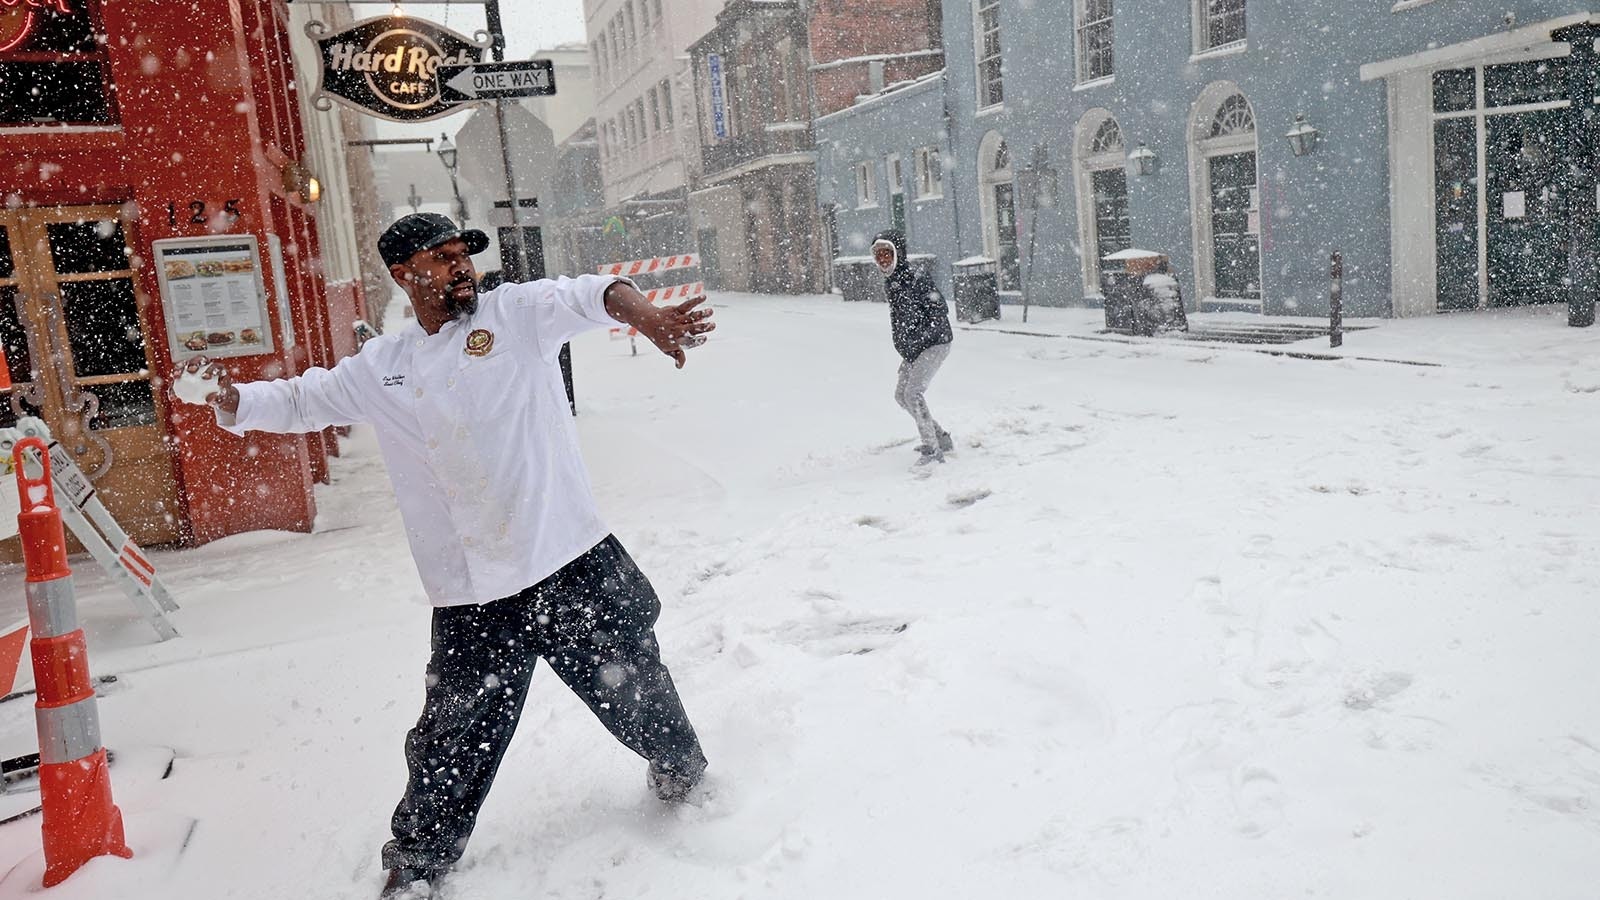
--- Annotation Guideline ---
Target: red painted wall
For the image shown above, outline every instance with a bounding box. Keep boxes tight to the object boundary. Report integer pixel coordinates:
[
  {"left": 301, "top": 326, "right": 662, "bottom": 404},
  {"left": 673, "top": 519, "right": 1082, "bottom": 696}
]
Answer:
[{"left": 0, "top": 0, "right": 341, "bottom": 545}]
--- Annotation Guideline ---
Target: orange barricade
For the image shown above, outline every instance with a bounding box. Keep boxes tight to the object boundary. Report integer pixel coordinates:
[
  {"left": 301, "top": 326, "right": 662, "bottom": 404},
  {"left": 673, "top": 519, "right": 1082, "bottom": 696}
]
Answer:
[{"left": 12, "top": 437, "right": 132, "bottom": 886}]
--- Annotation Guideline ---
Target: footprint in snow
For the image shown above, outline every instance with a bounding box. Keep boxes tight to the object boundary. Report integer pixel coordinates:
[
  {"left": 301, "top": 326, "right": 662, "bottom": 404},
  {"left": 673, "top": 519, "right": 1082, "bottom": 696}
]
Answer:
[
  {"left": 946, "top": 488, "right": 992, "bottom": 509},
  {"left": 1343, "top": 671, "right": 1415, "bottom": 710},
  {"left": 769, "top": 616, "right": 911, "bottom": 657},
  {"left": 1232, "top": 766, "right": 1286, "bottom": 837}
]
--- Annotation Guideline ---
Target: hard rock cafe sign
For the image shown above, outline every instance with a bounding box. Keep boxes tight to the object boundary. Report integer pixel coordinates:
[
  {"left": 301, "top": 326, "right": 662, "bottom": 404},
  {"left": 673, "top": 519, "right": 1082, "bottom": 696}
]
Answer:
[
  {"left": 305, "top": 16, "right": 490, "bottom": 123},
  {"left": 0, "top": 0, "right": 73, "bottom": 53}
]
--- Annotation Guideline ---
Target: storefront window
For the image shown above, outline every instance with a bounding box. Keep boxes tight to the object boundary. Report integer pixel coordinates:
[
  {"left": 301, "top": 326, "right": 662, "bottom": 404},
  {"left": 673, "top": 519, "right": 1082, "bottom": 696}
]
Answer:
[
  {"left": 1484, "top": 59, "right": 1567, "bottom": 109},
  {"left": 87, "top": 380, "right": 156, "bottom": 430},
  {"left": 48, "top": 218, "right": 128, "bottom": 274},
  {"left": 0, "top": 0, "right": 116, "bottom": 125},
  {"left": 61, "top": 277, "right": 144, "bottom": 378},
  {"left": 1432, "top": 68, "right": 1475, "bottom": 114}
]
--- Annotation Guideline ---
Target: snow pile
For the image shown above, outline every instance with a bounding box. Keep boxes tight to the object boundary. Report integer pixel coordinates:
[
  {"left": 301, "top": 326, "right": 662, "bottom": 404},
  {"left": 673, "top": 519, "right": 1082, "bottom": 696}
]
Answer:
[{"left": 0, "top": 294, "right": 1595, "bottom": 900}]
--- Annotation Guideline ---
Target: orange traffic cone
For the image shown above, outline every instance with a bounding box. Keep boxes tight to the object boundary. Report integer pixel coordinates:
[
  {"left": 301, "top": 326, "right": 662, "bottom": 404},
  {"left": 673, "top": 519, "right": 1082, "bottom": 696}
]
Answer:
[{"left": 12, "top": 437, "right": 132, "bottom": 886}]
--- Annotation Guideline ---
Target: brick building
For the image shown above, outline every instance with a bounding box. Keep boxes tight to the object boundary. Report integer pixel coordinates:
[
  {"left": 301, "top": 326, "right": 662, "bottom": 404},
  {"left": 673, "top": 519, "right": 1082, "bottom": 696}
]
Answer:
[{"left": 687, "top": 0, "right": 944, "bottom": 294}]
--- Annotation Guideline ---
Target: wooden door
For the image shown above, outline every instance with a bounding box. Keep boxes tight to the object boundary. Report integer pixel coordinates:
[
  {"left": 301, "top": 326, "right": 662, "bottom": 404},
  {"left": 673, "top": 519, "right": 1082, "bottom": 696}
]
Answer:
[{"left": 0, "top": 206, "right": 181, "bottom": 547}]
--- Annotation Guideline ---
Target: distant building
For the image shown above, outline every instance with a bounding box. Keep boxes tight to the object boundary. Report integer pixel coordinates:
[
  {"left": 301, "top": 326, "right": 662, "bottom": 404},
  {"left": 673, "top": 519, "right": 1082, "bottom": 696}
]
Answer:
[
  {"left": 585, "top": 0, "right": 724, "bottom": 273},
  {"left": 816, "top": 0, "right": 1599, "bottom": 318},
  {"left": 687, "top": 0, "right": 944, "bottom": 293}
]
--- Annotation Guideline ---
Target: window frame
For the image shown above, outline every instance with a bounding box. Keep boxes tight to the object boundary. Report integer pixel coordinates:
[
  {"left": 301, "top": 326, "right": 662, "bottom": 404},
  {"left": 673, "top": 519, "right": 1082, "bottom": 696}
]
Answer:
[
  {"left": 914, "top": 147, "right": 944, "bottom": 199},
  {"left": 0, "top": 0, "right": 119, "bottom": 127},
  {"left": 1193, "top": 0, "right": 1247, "bottom": 55},
  {"left": 855, "top": 161, "right": 879, "bottom": 209},
  {"left": 1075, "top": 0, "right": 1115, "bottom": 84},
  {"left": 974, "top": 0, "right": 1004, "bottom": 109}
]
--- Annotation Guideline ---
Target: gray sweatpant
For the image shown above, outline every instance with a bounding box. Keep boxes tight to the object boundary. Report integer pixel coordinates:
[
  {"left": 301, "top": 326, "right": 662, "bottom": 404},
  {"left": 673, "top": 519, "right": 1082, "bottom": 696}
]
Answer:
[{"left": 894, "top": 341, "right": 951, "bottom": 449}]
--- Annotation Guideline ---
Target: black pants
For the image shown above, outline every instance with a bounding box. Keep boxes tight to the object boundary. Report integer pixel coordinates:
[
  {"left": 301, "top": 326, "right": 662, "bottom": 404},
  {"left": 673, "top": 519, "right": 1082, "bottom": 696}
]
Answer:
[{"left": 381, "top": 535, "right": 706, "bottom": 871}]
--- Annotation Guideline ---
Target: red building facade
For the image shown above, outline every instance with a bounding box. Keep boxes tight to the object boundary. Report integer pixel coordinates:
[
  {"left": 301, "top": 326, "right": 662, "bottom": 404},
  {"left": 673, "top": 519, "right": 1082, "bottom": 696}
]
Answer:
[{"left": 0, "top": 0, "right": 360, "bottom": 547}]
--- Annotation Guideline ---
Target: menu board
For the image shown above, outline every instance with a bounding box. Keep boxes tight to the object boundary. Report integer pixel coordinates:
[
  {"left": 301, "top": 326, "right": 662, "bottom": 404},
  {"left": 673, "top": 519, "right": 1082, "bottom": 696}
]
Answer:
[{"left": 152, "top": 236, "right": 276, "bottom": 360}]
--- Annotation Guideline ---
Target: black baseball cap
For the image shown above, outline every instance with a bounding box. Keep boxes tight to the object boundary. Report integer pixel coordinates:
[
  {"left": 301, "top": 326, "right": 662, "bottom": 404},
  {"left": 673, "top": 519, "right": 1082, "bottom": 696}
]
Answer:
[{"left": 378, "top": 213, "right": 490, "bottom": 267}]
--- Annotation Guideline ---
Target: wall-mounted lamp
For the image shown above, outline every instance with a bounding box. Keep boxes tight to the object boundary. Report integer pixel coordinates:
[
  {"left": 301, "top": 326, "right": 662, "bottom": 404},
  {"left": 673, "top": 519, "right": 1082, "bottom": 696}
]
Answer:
[
  {"left": 1285, "top": 114, "right": 1321, "bottom": 157},
  {"left": 282, "top": 160, "right": 322, "bottom": 204},
  {"left": 1127, "top": 141, "right": 1158, "bottom": 177}
]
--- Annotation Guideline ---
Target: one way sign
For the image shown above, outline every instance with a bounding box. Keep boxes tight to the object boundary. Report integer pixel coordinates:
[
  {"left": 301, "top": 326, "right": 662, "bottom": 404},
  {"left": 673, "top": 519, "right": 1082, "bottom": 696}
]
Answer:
[{"left": 438, "top": 60, "right": 558, "bottom": 103}]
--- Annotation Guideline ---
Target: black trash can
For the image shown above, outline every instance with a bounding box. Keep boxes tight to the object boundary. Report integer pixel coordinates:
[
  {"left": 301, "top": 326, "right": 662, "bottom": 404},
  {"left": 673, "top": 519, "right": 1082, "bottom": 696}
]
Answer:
[
  {"left": 952, "top": 258, "right": 1000, "bottom": 324},
  {"left": 1101, "top": 270, "right": 1142, "bottom": 333},
  {"left": 833, "top": 257, "right": 884, "bottom": 303}
]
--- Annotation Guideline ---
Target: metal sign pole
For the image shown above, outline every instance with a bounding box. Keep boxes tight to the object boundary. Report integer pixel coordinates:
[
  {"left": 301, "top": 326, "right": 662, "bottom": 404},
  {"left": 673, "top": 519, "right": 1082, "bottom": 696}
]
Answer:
[{"left": 484, "top": 0, "right": 529, "bottom": 282}]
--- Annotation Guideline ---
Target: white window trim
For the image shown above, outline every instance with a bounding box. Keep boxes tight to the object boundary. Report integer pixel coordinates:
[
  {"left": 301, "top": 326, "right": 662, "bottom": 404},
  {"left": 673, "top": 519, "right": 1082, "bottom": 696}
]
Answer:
[
  {"left": 1390, "top": 0, "right": 1437, "bottom": 10},
  {"left": 856, "top": 161, "right": 879, "bottom": 209},
  {"left": 1074, "top": 0, "right": 1115, "bottom": 85},
  {"left": 1191, "top": 0, "right": 1248, "bottom": 56},
  {"left": 1186, "top": 83, "right": 1264, "bottom": 309},
  {"left": 1189, "top": 41, "right": 1248, "bottom": 64},
  {"left": 1074, "top": 75, "right": 1116, "bottom": 92},
  {"left": 914, "top": 147, "right": 944, "bottom": 200},
  {"left": 974, "top": 0, "right": 1004, "bottom": 110},
  {"left": 1074, "top": 110, "right": 1127, "bottom": 296},
  {"left": 977, "top": 131, "right": 1012, "bottom": 270},
  {"left": 887, "top": 153, "right": 904, "bottom": 197}
]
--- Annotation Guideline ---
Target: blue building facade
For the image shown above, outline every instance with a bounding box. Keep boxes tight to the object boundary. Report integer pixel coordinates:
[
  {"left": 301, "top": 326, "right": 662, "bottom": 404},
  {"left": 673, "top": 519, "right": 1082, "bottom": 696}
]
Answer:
[{"left": 816, "top": 1, "right": 1598, "bottom": 318}]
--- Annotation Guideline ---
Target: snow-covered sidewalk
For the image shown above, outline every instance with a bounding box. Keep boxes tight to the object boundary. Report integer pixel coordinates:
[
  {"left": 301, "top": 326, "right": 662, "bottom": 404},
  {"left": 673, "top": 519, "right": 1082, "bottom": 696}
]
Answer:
[{"left": 0, "top": 293, "right": 1596, "bottom": 899}]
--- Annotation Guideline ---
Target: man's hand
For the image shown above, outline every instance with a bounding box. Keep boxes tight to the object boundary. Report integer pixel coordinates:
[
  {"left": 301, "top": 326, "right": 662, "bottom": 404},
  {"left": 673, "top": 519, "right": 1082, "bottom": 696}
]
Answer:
[
  {"left": 604, "top": 282, "right": 717, "bottom": 369},
  {"left": 177, "top": 356, "right": 241, "bottom": 414}
]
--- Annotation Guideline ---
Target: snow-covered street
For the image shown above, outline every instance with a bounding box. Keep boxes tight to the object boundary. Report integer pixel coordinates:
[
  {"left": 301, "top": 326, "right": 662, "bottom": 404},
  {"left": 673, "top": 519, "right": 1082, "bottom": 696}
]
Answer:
[{"left": 0, "top": 293, "right": 1597, "bottom": 899}]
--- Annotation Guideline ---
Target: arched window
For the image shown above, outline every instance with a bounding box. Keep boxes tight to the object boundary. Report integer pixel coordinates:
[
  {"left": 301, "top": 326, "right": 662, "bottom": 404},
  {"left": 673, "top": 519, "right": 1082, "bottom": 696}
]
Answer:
[
  {"left": 1210, "top": 94, "right": 1256, "bottom": 139},
  {"left": 1091, "top": 118, "right": 1124, "bottom": 155}
]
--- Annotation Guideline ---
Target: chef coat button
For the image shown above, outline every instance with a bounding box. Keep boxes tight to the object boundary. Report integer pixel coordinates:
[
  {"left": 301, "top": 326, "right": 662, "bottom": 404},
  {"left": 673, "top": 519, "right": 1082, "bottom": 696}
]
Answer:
[
  {"left": 447, "top": 377, "right": 456, "bottom": 389},
  {"left": 427, "top": 437, "right": 439, "bottom": 450},
  {"left": 462, "top": 536, "right": 475, "bottom": 547},
  {"left": 415, "top": 339, "right": 424, "bottom": 348},
  {"left": 414, "top": 387, "right": 423, "bottom": 398}
]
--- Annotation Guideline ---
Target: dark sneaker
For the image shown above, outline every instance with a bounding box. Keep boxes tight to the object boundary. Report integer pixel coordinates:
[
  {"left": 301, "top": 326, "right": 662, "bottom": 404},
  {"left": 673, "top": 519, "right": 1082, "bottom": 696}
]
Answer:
[
  {"left": 936, "top": 431, "right": 954, "bottom": 452},
  {"left": 648, "top": 759, "right": 706, "bottom": 802},
  {"left": 381, "top": 867, "right": 442, "bottom": 899}
]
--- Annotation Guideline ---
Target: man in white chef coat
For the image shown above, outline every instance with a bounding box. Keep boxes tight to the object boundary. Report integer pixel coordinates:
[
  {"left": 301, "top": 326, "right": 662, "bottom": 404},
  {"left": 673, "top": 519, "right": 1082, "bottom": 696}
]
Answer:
[{"left": 182, "top": 213, "right": 715, "bottom": 899}]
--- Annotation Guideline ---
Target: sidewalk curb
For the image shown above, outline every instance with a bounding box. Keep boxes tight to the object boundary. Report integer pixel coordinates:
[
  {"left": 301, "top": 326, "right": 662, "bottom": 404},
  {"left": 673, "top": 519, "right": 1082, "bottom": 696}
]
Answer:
[{"left": 958, "top": 325, "right": 1443, "bottom": 368}]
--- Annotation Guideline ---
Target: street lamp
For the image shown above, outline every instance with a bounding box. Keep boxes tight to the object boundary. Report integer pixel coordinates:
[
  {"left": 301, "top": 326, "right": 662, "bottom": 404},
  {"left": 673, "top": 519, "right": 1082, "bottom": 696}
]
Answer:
[
  {"left": 1285, "top": 114, "right": 1320, "bottom": 157},
  {"left": 1017, "top": 143, "right": 1059, "bottom": 324},
  {"left": 406, "top": 183, "right": 422, "bottom": 213},
  {"left": 436, "top": 132, "right": 468, "bottom": 224}
]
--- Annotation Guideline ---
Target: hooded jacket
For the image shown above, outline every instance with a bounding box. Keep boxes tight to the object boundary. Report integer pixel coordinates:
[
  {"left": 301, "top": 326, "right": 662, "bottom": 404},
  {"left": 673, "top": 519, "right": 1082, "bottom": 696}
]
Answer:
[{"left": 874, "top": 229, "right": 953, "bottom": 362}]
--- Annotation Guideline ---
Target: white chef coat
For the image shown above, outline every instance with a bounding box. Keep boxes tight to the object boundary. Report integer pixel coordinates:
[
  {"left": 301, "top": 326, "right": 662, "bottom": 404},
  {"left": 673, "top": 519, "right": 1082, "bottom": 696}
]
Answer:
[{"left": 216, "top": 274, "right": 630, "bottom": 607}]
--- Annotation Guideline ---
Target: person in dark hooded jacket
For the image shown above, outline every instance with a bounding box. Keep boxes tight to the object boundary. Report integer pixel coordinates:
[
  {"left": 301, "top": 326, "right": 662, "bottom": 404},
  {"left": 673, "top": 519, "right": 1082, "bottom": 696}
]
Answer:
[{"left": 873, "top": 229, "right": 953, "bottom": 463}]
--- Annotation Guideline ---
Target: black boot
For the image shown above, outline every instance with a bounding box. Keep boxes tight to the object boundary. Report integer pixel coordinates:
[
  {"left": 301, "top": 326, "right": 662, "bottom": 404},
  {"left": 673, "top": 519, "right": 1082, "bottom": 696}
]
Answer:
[
  {"left": 648, "top": 757, "right": 707, "bottom": 802},
  {"left": 381, "top": 867, "right": 442, "bottom": 899}
]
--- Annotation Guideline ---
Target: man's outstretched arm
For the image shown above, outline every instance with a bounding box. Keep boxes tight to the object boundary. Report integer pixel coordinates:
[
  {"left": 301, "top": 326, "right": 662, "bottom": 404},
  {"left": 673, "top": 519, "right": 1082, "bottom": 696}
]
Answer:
[{"left": 603, "top": 281, "right": 717, "bottom": 369}]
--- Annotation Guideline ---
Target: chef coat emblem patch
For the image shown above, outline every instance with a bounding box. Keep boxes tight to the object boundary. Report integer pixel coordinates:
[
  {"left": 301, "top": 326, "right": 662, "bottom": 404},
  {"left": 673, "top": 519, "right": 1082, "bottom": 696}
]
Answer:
[{"left": 464, "top": 329, "right": 495, "bottom": 357}]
